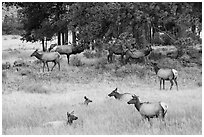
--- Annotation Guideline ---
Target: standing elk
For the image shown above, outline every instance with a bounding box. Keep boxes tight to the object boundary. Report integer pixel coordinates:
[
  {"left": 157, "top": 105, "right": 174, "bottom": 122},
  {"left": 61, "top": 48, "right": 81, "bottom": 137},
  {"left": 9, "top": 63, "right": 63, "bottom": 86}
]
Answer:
[
  {"left": 108, "top": 88, "right": 133, "bottom": 103},
  {"left": 127, "top": 95, "right": 168, "bottom": 121},
  {"left": 107, "top": 38, "right": 126, "bottom": 63},
  {"left": 43, "top": 111, "right": 78, "bottom": 128},
  {"left": 124, "top": 45, "right": 153, "bottom": 64},
  {"left": 151, "top": 62, "right": 178, "bottom": 90},
  {"left": 30, "top": 49, "right": 61, "bottom": 72},
  {"left": 48, "top": 43, "right": 87, "bottom": 64}
]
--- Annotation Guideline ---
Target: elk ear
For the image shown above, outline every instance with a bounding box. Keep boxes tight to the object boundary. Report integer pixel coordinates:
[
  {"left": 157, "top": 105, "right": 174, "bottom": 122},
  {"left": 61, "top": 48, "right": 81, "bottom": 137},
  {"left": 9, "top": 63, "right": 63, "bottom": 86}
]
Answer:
[
  {"left": 84, "top": 96, "right": 87, "bottom": 100},
  {"left": 70, "top": 111, "right": 74, "bottom": 115},
  {"left": 67, "top": 112, "right": 70, "bottom": 117}
]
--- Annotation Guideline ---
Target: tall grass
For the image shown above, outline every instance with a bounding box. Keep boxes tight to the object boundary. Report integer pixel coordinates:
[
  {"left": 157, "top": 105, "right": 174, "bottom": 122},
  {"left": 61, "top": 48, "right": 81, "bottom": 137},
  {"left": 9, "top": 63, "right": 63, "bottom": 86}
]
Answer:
[
  {"left": 2, "top": 37, "right": 202, "bottom": 135},
  {"left": 2, "top": 84, "right": 202, "bottom": 135}
]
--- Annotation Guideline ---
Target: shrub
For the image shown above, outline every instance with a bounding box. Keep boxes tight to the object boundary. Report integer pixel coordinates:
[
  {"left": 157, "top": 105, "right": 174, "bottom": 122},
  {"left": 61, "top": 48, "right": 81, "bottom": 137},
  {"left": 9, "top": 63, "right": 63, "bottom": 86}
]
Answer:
[
  {"left": 157, "top": 58, "right": 182, "bottom": 70},
  {"left": 11, "top": 35, "right": 18, "bottom": 39},
  {"left": 174, "top": 37, "right": 195, "bottom": 55},
  {"left": 94, "top": 57, "right": 107, "bottom": 70},
  {"left": 71, "top": 56, "right": 83, "bottom": 67},
  {"left": 83, "top": 50, "right": 96, "bottom": 58}
]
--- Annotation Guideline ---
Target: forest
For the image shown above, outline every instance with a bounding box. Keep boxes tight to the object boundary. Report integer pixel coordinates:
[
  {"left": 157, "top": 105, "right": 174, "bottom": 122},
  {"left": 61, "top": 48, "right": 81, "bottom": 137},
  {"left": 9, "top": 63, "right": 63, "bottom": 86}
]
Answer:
[{"left": 3, "top": 2, "right": 202, "bottom": 51}]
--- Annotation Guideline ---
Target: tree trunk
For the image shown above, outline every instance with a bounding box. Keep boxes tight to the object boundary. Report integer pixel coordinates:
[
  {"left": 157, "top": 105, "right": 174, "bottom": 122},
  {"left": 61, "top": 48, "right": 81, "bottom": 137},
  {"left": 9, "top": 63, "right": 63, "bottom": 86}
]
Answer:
[
  {"left": 72, "top": 30, "right": 76, "bottom": 45},
  {"left": 62, "top": 32, "right": 65, "bottom": 45},
  {"left": 58, "top": 32, "right": 61, "bottom": 45},
  {"left": 45, "top": 38, "right": 47, "bottom": 51},
  {"left": 42, "top": 39, "right": 46, "bottom": 52},
  {"left": 65, "top": 29, "right": 68, "bottom": 44}
]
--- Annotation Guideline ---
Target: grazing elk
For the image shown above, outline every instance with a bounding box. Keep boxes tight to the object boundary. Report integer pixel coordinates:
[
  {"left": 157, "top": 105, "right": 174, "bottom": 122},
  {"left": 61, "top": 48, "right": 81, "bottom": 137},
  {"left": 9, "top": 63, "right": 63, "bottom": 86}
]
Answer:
[
  {"left": 127, "top": 95, "right": 168, "bottom": 121},
  {"left": 108, "top": 88, "right": 133, "bottom": 103},
  {"left": 151, "top": 62, "right": 178, "bottom": 90},
  {"left": 83, "top": 96, "right": 93, "bottom": 106},
  {"left": 30, "top": 49, "right": 61, "bottom": 72},
  {"left": 125, "top": 45, "right": 153, "bottom": 64},
  {"left": 43, "top": 111, "right": 78, "bottom": 128},
  {"left": 48, "top": 43, "right": 87, "bottom": 64}
]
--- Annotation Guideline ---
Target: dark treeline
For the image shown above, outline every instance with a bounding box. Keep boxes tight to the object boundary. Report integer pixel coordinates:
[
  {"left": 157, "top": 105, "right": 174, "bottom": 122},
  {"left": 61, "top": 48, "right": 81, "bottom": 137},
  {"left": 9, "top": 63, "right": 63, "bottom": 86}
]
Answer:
[{"left": 3, "top": 2, "right": 202, "bottom": 51}]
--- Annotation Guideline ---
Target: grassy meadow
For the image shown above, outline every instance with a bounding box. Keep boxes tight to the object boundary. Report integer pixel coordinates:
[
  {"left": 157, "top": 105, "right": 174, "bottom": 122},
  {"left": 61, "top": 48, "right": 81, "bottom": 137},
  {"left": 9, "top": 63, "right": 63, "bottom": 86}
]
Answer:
[{"left": 2, "top": 35, "right": 202, "bottom": 135}]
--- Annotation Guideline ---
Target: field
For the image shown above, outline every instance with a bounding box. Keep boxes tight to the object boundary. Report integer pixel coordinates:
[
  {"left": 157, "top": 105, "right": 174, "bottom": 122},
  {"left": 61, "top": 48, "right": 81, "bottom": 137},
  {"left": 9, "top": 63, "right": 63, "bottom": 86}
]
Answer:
[{"left": 2, "top": 35, "right": 202, "bottom": 135}]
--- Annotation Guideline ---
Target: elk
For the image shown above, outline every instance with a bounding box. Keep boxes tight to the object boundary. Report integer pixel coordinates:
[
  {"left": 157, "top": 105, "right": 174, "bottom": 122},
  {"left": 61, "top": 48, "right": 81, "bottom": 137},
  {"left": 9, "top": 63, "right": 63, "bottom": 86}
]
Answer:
[
  {"left": 30, "top": 49, "right": 61, "bottom": 72},
  {"left": 48, "top": 43, "right": 87, "bottom": 64},
  {"left": 2, "top": 62, "right": 11, "bottom": 70},
  {"left": 107, "top": 38, "right": 126, "bottom": 63},
  {"left": 83, "top": 96, "right": 93, "bottom": 106},
  {"left": 127, "top": 95, "right": 168, "bottom": 121},
  {"left": 43, "top": 111, "right": 78, "bottom": 128},
  {"left": 151, "top": 62, "right": 178, "bottom": 90},
  {"left": 124, "top": 45, "right": 153, "bottom": 64},
  {"left": 108, "top": 88, "right": 133, "bottom": 103}
]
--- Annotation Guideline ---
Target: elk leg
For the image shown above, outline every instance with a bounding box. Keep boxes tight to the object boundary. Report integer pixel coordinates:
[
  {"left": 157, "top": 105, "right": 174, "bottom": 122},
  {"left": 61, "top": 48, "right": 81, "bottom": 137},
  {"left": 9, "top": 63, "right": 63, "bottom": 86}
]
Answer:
[
  {"left": 67, "top": 55, "right": 70, "bottom": 64},
  {"left": 46, "top": 62, "right": 49, "bottom": 71},
  {"left": 107, "top": 54, "right": 111, "bottom": 63},
  {"left": 170, "top": 80, "right": 174, "bottom": 90},
  {"left": 42, "top": 62, "right": 45, "bottom": 72},
  {"left": 57, "top": 62, "right": 60, "bottom": 71},
  {"left": 163, "top": 79, "right": 165, "bottom": 90},
  {"left": 51, "top": 62, "right": 56, "bottom": 71},
  {"left": 174, "top": 79, "right": 178, "bottom": 91},
  {"left": 160, "top": 79, "right": 162, "bottom": 90}
]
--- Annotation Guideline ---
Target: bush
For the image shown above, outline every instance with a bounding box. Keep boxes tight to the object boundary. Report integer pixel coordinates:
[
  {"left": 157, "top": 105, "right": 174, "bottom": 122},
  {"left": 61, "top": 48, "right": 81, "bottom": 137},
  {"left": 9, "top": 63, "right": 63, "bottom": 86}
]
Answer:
[
  {"left": 157, "top": 58, "right": 182, "bottom": 70},
  {"left": 11, "top": 35, "right": 18, "bottom": 39},
  {"left": 71, "top": 56, "right": 83, "bottom": 67},
  {"left": 83, "top": 50, "right": 96, "bottom": 58},
  {"left": 94, "top": 57, "right": 107, "bottom": 70}
]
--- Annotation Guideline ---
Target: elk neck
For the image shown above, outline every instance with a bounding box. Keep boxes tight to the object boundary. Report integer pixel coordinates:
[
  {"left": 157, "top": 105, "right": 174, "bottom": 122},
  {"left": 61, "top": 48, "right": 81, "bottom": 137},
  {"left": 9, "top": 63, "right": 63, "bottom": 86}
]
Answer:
[
  {"left": 134, "top": 100, "right": 142, "bottom": 112},
  {"left": 153, "top": 65, "right": 160, "bottom": 74},
  {"left": 113, "top": 92, "right": 122, "bottom": 99},
  {"left": 33, "top": 52, "right": 43, "bottom": 60}
]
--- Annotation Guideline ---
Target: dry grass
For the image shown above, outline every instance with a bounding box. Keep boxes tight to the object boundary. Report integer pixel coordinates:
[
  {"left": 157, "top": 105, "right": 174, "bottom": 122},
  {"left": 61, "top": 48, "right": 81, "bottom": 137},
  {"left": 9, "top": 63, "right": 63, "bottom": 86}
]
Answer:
[{"left": 2, "top": 35, "right": 202, "bottom": 135}]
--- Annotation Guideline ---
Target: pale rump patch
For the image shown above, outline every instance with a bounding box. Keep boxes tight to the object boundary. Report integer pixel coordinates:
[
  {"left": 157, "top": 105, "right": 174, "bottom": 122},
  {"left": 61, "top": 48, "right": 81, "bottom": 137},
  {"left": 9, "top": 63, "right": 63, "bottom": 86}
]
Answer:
[
  {"left": 172, "top": 69, "right": 178, "bottom": 78},
  {"left": 160, "top": 102, "right": 168, "bottom": 113}
]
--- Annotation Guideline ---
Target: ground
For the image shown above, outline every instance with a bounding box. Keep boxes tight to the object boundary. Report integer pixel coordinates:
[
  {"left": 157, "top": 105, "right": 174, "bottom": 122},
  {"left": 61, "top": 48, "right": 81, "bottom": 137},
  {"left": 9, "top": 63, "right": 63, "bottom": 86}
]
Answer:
[{"left": 2, "top": 35, "right": 202, "bottom": 135}]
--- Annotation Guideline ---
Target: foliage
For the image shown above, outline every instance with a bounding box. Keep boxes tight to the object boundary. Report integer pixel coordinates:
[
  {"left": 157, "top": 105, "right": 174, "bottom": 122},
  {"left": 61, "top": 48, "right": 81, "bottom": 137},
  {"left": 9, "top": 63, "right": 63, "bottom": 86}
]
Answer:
[
  {"left": 83, "top": 50, "right": 97, "bottom": 58},
  {"left": 3, "top": 2, "right": 202, "bottom": 50},
  {"left": 71, "top": 56, "right": 83, "bottom": 67}
]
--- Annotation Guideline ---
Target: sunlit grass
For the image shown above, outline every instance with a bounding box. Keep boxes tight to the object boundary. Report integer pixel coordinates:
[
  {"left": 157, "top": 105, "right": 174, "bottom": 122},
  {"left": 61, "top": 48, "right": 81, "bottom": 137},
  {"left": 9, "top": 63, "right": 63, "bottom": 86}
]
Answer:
[{"left": 2, "top": 35, "right": 202, "bottom": 135}]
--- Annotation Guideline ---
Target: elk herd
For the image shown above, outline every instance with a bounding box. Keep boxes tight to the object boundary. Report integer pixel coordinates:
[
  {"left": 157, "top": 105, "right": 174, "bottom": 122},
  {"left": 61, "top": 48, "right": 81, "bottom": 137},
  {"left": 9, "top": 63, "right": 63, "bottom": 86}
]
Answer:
[
  {"left": 29, "top": 38, "right": 178, "bottom": 128},
  {"left": 30, "top": 38, "right": 179, "bottom": 91},
  {"left": 43, "top": 88, "right": 169, "bottom": 128}
]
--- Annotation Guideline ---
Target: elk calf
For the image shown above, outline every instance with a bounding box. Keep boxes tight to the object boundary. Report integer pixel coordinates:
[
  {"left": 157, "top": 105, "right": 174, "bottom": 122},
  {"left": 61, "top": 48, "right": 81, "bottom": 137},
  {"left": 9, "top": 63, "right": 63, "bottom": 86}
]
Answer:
[
  {"left": 127, "top": 95, "right": 168, "bottom": 121},
  {"left": 151, "top": 62, "right": 178, "bottom": 90},
  {"left": 83, "top": 96, "right": 93, "bottom": 105}
]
